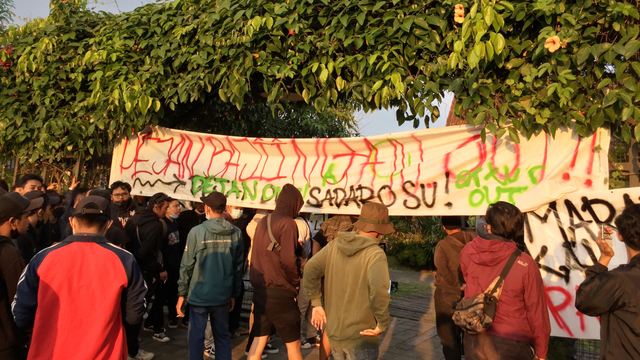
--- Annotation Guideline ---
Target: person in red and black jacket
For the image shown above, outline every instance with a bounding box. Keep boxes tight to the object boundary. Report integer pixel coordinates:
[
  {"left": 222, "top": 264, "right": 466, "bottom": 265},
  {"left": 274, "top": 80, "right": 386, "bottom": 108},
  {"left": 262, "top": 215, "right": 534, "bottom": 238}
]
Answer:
[{"left": 12, "top": 195, "right": 148, "bottom": 360}]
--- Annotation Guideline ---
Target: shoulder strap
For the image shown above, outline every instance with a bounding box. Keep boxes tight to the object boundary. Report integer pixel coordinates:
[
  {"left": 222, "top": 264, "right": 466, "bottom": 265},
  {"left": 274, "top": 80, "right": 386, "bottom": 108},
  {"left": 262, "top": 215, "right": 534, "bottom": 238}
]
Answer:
[
  {"left": 159, "top": 218, "right": 168, "bottom": 238},
  {"left": 266, "top": 214, "right": 281, "bottom": 252},
  {"left": 487, "top": 249, "right": 521, "bottom": 297}
]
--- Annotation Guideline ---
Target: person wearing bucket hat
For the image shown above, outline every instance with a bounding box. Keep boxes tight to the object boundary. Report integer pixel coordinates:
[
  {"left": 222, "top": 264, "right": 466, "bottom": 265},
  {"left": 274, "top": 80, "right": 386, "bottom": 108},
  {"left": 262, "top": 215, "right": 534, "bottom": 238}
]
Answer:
[
  {"left": 0, "top": 192, "right": 41, "bottom": 360},
  {"left": 12, "top": 195, "right": 147, "bottom": 360},
  {"left": 304, "top": 202, "right": 393, "bottom": 360}
]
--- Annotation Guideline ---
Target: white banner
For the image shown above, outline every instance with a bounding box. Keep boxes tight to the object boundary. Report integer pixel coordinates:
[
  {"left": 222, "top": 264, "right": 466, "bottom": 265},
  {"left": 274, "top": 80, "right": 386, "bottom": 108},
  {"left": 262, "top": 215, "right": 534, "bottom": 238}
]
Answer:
[
  {"left": 110, "top": 125, "right": 609, "bottom": 215},
  {"left": 526, "top": 188, "right": 639, "bottom": 339}
]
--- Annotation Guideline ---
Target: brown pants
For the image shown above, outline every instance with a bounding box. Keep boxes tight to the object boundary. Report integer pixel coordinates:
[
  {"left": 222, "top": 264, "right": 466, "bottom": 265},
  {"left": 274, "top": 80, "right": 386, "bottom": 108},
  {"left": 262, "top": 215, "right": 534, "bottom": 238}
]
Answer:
[{"left": 464, "top": 332, "right": 534, "bottom": 360}]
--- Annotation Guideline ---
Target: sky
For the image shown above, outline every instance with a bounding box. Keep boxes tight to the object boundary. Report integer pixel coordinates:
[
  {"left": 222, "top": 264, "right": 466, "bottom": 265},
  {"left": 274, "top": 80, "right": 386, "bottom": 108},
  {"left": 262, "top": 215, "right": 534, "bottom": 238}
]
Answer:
[{"left": 11, "top": 0, "right": 451, "bottom": 137}]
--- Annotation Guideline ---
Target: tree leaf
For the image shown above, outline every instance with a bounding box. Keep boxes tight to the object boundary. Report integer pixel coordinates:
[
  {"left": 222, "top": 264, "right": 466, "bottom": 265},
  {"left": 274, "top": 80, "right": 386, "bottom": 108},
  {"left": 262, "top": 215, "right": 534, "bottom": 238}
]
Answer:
[{"left": 508, "top": 127, "right": 520, "bottom": 143}]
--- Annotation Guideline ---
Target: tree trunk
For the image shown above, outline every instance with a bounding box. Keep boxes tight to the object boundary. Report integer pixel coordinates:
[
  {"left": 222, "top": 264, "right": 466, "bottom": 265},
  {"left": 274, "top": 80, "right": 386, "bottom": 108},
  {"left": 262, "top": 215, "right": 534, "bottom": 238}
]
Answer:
[{"left": 12, "top": 154, "right": 20, "bottom": 187}]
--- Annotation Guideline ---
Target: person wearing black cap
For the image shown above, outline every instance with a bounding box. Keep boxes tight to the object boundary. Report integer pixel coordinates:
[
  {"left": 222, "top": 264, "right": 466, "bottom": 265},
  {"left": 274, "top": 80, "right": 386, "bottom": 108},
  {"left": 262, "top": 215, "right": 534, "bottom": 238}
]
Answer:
[
  {"left": 176, "top": 191, "right": 244, "bottom": 360},
  {"left": 42, "top": 190, "right": 64, "bottom": 245},
  {"left": 433, "top": 216, "right": 476, "bottom": 360},
  {"left": 124, "top": 192, "right": 172, "bottom": 344},
  {"left": 14, "top": 190, "right": 49, "bottom": 263},
  {"left": 0, "top": 192, "right": 42, "bottom": 360},
  {"left": 304, "top": 201, "right": 393, "bottom": 360},
  {"left": 12, "top": 195, "right": 148, "bottom": 360}
]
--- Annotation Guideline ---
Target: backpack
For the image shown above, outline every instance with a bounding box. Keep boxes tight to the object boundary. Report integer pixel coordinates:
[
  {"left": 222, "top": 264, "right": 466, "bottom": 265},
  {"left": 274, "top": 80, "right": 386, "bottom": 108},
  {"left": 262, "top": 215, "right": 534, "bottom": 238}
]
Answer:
[{"left": 452, "top": 249, "right": 521, "bottom": 334}]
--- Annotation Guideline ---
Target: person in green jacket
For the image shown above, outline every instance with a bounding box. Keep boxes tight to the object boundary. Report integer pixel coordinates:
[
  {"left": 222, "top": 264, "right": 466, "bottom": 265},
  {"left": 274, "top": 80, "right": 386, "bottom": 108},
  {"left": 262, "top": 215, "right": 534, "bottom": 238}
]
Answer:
[
  {"left": 176, "top": 191, "right": 244, "bottom": 360},
  {"left": 304, "top": 202, "right": 393, "bottom": 360}
]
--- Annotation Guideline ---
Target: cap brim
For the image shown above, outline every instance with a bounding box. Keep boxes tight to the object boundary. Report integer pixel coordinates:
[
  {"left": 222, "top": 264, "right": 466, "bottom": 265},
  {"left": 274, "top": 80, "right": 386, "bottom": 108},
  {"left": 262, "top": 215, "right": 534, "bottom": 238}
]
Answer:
[
  {"left": 47, "top": 195, "right": 61, "bottom": 206},
  {"left": 353, "top": 220, "right": 395, "bottom": 235},
  {"left": 24, "top": 197, "right": 44, "bottom": 213}
]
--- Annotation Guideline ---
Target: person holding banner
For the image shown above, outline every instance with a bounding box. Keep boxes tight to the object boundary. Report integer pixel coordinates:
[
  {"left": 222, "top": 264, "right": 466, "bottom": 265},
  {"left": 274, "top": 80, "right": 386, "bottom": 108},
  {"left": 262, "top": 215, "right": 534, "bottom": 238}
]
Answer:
[{"left": 576, "top": 204, "right": 640, "bottom": 359}]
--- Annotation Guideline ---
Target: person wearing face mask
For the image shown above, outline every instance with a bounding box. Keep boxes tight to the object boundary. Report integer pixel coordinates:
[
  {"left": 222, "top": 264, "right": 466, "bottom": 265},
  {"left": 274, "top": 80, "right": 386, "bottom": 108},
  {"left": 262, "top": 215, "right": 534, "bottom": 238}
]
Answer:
[
  {"left": 0, "top": 191, "right": 42, "bottom": 360},
  {"left": 110, "top": 181, "right": 139, "bottom": 227},
  {"left": 125, "top": 193, "right": 173, "bottom": 348},
  {"left": 226, "top": 205, "right": 255, "bottom": 337},
  {"left": 176, "top": 201, "right": 207, "bottom": 328},
  {"left": 83, "top": 189, "right": 130, "bottom": 248},
  {"left": 34, "top": 190, "right": 62, "bottom": 249},
  {"left": 162, "top": 199, "right": 182, "bottom": 329},
  {"left": 12, "top": 196, "right": 148, "bottom": 360}
]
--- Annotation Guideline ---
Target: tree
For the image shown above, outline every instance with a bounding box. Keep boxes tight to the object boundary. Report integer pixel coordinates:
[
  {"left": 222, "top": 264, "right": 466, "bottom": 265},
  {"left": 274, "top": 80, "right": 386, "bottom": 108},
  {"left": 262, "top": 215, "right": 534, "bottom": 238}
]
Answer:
[
  {"left": 0, "top": 0, "right": 13, "bottom": 26},
  {"left": 0, "top": 0, "right": 639, "bottom": 165}
]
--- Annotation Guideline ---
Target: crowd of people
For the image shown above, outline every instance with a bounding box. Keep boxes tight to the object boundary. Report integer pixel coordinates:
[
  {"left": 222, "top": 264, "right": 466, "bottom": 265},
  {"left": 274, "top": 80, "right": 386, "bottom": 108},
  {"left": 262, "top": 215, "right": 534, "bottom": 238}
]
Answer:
[{"left": 0, "top": 174, "right": 638, "bottom": 360}]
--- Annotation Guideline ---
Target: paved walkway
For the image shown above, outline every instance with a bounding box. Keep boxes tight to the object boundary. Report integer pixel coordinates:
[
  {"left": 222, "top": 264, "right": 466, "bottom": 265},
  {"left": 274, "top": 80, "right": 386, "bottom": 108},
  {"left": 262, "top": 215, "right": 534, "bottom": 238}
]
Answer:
[{"left": 141, "top": 270, "right": 443, "bottom": 360}]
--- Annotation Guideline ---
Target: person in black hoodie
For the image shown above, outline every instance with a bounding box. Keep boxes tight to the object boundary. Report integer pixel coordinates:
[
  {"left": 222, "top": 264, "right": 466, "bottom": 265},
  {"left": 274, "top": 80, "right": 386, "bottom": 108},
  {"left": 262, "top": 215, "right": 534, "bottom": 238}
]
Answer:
[
  {"left": 576, "top": 204, "right": 640, "bottom": 359},
  {"left": 125, "top": 192, "right": 172, "bottom": 345},
  {"left": 0, "top": 192, "right": 42, "bottom": 360},
  {"left": 162, "top": 199, "right": 182, "bottom": 328},
  {"left": 15, "top": 190, "right": 49, "bottom": 262},
  {"left": 81, "top": 189, "right": 130, "bottom": 247},
  {"left": 111, "top": 181, "right": 139, "bottom": 227},
  {"left": 247, "top": 184, "right": 305, "bottom": 360}
]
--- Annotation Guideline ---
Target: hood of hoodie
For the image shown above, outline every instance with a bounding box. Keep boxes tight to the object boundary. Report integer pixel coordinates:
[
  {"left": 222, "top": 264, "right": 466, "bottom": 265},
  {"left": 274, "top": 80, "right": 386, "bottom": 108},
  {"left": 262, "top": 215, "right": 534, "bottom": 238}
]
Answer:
[
  {"left": 335, "top": 232, "right": 380, "bottom": 257},
  {"left": 203, "top": 217, "right": 234, "bottom": 235},
  {"left": 467, "top": 236, "right": 518, "bottom": 266},
  {"left": 275, "top": 184, "right": 304, "bottom": 218},
  {"left": 135, "top": 208, "right": 161, "bottom": 227}
]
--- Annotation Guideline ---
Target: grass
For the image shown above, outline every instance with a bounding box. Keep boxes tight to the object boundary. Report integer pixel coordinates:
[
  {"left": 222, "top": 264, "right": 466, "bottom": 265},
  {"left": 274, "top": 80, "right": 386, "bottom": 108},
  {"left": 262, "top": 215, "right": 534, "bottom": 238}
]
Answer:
[
  {"left": 392, "top": 282, "right": 432, "bottom": 298},
  {"left": 387, "top": 255, "right": 415, "bottom": 272}
]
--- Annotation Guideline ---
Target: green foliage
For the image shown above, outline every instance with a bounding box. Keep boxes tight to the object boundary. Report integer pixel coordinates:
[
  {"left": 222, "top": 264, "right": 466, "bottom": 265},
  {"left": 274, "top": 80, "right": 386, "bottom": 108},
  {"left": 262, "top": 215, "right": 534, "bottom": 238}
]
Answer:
[
  {"left": 159, "top": 97, "right": 359, "bottom": 138},
  {"left": 0, "top": 0, "right": 13, "bottom": 26},
  {"left": 386, "top": 216, "right": 447, "bottom": 270},
  {"left": 2, "top": 0, "right": 640, "bottom": 163}
]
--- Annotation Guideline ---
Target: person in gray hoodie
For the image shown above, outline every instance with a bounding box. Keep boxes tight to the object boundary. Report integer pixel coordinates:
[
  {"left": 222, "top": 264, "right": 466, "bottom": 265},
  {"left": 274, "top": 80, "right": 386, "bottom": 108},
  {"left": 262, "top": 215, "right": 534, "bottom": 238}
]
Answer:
[
  {"left": 304, "top": 202, "right": 393, "bottom": 360},
  {"left": 176, "top": 191, "right": 244, "bottom": 360}
]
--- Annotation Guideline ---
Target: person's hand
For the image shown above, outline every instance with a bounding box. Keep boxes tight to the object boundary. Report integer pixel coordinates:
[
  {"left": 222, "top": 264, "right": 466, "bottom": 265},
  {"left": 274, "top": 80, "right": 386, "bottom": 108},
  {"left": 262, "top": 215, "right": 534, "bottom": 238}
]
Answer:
[
  {"left": 460, "top": 284, "right": 466, "bottom": 291},
  {"left": 359, "top": 326, "right": 382, "bottom": 336},
  {"left": 229, "top": 298, "right": 235, "bottom": 312},
  {"left": 311, "top": 306, "right": 326, "bottom": 330},
  {"left": 159, "top": 271, "right": 168, "bottom": 282},
  {"left": 176, "top": 296, "right": 186, "bottom": 318},
  {"left": 596, "top": 226, "right": 615, "bottom": 267},
  {"left": 69, "top": 176, "right": 79, "bottom": 190},
  {"left": 47, "top": 183, "right": 58, "bottom": 191}
]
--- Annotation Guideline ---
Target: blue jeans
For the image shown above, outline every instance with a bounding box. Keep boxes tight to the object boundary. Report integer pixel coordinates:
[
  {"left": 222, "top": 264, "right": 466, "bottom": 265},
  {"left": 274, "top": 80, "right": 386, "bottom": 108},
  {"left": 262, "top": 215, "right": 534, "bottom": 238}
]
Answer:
[{"left": 189, "top": 304, "right": 231, "bottom": 360}]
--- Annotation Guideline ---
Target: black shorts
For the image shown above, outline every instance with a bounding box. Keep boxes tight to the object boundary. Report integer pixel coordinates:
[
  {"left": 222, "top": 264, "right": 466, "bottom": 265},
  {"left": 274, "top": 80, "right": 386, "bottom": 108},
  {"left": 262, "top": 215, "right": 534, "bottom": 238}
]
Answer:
[{"left": 252, "top": 288, "right": 301, "bottom": 343}]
